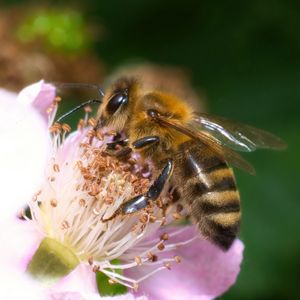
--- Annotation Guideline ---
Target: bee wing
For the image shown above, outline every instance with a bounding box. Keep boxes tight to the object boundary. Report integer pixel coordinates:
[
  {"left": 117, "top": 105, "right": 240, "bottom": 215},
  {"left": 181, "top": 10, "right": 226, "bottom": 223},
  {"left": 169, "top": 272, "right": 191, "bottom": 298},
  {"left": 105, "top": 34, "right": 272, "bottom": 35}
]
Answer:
[
  {"left": 154, "top": 113, "right": 256, "bottom": 175},
  {"left": 192, "top": 113, "right": 287, "bottom": 152}
]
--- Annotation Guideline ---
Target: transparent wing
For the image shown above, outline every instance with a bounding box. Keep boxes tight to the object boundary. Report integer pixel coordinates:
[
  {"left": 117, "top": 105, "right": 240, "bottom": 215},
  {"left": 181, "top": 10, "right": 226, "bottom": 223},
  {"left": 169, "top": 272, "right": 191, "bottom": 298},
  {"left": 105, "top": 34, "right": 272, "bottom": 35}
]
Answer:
[
  {"left": 153, "top": 113, "right": 256, "bottom": 175},
  {"left": 192, "top": 113, "right": 287, "bottom": 152}
]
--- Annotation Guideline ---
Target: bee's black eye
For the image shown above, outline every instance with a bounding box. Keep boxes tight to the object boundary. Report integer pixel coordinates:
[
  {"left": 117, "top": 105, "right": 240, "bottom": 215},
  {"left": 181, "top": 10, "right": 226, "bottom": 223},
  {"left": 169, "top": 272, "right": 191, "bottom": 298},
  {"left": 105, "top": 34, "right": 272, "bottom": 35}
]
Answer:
[{"left": 106, "top": 92, "right": 128, "bottom": 115}]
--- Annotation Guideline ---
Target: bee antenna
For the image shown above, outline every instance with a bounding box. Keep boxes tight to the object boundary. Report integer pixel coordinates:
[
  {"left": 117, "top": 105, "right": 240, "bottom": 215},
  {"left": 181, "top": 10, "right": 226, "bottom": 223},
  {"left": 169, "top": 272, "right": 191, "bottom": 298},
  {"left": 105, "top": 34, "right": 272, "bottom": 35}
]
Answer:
[
  {"left": 55, "top": 82, "right": 105, "bottom": 97},
  {"left": 56, "top": 99, "right": 102, "bottom": 123}
]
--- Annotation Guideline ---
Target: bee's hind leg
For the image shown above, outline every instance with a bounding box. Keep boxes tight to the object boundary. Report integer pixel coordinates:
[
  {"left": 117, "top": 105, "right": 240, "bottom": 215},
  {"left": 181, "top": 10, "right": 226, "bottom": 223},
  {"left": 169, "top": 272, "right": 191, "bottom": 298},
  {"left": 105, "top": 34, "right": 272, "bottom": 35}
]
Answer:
[{"left": 102, "top": 158, "right": 174, "bottom": 222}]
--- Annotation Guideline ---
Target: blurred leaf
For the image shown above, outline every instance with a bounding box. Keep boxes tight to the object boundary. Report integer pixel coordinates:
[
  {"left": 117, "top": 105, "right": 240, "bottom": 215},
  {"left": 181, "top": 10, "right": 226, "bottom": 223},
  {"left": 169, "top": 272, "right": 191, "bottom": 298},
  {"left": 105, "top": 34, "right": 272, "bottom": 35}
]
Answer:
[{"left": 96, "top": 260, "right": 128, "bottom": 296}]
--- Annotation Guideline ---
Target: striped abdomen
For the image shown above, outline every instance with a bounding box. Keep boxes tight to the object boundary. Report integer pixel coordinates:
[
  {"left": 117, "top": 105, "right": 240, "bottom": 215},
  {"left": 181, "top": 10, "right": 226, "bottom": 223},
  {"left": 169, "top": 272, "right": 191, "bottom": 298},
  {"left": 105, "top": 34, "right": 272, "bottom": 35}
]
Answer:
[{"left": 174, "top": 141, "right": 241, "bottom": 250}]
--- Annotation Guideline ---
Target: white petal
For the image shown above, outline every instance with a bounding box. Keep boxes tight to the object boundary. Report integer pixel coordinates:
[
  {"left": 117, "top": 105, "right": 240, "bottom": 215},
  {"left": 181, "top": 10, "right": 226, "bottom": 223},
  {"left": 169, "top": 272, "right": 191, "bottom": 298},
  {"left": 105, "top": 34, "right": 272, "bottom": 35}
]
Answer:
[{"left": 0, "top": 97, "right": 50, "bottom": 219}]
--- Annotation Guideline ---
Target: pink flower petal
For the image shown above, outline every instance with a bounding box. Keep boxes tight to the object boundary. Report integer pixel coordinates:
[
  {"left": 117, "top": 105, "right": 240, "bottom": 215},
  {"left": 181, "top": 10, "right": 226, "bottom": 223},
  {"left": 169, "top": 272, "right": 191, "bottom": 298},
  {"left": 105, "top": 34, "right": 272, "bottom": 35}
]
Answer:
[
  {"left": 0, "top": 218, "right": 43, "bottom": 273},
  {"left": 126, "top": 226, "right": 244, "bottom": 300},
  {"left": 0, "top": 93, "right": 50, "bottom": 219},
  {"left": 51, "top": 264, "right": 98, "bottom": 296},
  {"left": 17, "top": 80, "right": 56, "bottom": 122},
  {"left": 0, "top": 217, "right": 45, "bottom": 299}
]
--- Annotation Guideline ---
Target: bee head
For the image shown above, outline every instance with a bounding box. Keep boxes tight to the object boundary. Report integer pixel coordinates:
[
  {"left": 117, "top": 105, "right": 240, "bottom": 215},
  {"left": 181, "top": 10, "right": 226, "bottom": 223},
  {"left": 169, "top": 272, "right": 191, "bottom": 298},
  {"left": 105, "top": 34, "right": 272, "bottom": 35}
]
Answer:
[{"left": 96, "top": 77, "right": 138, "bottom": 131}]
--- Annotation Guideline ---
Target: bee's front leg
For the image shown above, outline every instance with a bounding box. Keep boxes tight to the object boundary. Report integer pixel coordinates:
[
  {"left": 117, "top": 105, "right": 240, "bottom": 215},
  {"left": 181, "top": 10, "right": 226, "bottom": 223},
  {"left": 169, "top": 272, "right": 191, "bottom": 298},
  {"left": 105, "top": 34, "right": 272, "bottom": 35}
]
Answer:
[
  {"left": 102, "top": 158, "right": 174, "bottom": 221},
  {"left": 105, "top": 138, "right": 133, "bottom": 158}
]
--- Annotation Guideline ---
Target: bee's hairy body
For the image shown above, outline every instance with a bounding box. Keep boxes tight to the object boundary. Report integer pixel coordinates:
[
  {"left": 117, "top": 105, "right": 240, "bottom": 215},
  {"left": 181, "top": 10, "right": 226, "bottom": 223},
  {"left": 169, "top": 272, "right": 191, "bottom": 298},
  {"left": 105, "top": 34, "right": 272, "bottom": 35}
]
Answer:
[{"left": 98, "top": 77, "right": 240, "bottom": 250}]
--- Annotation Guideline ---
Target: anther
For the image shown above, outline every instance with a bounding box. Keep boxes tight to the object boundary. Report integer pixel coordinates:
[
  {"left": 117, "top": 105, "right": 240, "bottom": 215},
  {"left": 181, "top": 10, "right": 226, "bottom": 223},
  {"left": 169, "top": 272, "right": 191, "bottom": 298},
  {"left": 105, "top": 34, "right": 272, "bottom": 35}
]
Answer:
[
  {"left": 157, "top": 242, "right": 165, "bottom": 250},
  {"left": 160, "top": 233, "right": 169, "bottom": 241},
  {"left": 50, "top": 199, "right": 58, "bottom": 207},
  {"left": 62, "top": 123, "right": 71, "bottom": 132},
  {"left": 174, "top": 256, "right": 181, "bottom": 263},
  {"left": 135, "top": 256, "right": 142, "bottom": 265}
]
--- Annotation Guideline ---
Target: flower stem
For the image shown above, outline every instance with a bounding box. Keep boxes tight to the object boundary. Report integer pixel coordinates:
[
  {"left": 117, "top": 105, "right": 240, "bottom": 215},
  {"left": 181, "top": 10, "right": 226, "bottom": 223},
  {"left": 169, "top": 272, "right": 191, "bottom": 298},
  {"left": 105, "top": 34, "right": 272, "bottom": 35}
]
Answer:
[{"left": 27, "top": 237, "right": 79, "bottom": 284}]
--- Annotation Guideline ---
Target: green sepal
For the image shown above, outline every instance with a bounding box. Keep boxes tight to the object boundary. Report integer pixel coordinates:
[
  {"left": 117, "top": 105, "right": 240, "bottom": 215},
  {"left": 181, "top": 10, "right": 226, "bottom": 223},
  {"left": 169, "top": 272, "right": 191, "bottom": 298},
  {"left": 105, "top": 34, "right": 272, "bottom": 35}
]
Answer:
[
  {"left": 27, "top": 237, "right": 79, "bottom": 284},
  {"left": 96, "top": 259, "right": 128, "bottom": 296}
]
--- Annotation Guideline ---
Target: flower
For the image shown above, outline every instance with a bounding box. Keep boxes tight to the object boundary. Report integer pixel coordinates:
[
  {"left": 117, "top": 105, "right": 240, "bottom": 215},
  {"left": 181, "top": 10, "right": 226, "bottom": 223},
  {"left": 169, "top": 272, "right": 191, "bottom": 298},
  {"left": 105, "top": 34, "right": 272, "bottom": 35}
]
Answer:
[
  {"left": 0, "top": 81, "right": 244, "bottom": 300},
  {"left": 0, "top": 81, "right": 147, "bottom": 300}
]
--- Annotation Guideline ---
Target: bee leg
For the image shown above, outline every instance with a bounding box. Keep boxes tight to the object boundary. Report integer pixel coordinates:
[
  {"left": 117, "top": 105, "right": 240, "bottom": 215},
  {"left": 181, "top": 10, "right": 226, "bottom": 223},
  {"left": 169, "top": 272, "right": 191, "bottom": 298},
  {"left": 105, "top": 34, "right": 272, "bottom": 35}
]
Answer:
[
  {"left": 105, "top": 137, "right": 131, "bottom": 158},
  {"left": 106, "top": 138, "right": 129, "bottom": 150},
  {"left": 106, "top": 135, "right": 160, "bottom": 159},
  {"left": 102, "top": 159, "right": 174, "bottom": 222},
  {"left": 132, "top": 136, "right": 160, "bottom": 149}
]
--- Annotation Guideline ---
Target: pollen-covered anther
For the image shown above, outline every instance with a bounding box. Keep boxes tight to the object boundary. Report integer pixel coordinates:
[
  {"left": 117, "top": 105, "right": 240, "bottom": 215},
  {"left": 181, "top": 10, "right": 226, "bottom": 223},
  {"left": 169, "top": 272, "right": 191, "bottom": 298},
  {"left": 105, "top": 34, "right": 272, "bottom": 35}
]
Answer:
[
  {"left": 86, "top": 129, "right": 96, "bottom": 139},
  {"left": 53, "top": 163, "right": 60, "bottom": 173},
  {"left": 164, "top": 262, "right": 171, "bottom": 270},
  {"left": 139, "top": 213, "right": 149, "bottom": 225},
  {"left": 92, "top": 265, "right": 100, "bottom": 272},
  {"left": 108, "top": 278, "right": 117, "bottom": 285},
  {"left": 174, "top": 255, "right": 181, "bottom": 263},
  {"left": 17, "top": 208, "right": 26, "bottom": 220},
  {"left": 147, "top": 252, "right": 158, "bottom": 262},
  {"left": 50, "top": 199, "right": 58, "bottom": 207},
  {"left": 31, "top": 189, "right": 42, "bottom": 202},
  {"left": 78, "top": 198, "right": 86, "bottom": 207},
  {"left": 88, "top": 182, "right": 100, "bottom": 196},
  {"left": 88, "top": 117, "right": 97, "bottom": 127},
  {"left": 104, "top": 197, "right": 114, "bottom": 205},
  {"left": 133, "top": 283, "right": 139, "bottom": 292},
  {"left": 135, "top": 256, "right": 142, "bottom": 266},
  {"left": 84, "top": 105, "right": 92, "bottom": 113},
  {"left": 96, "top": 130, "right": 104, "bottom": 140},
  {"left": 107, "top": 130, "right": 117, "bottom": 136},
  {"left": 88, "top": 256, "right": 94, "bottom": 265},
  {"left": 54, "top": 96, "right": 62, "bottom": 103},
  {"left": 77, "top": 118, "right": 85, "bottom": 130},
  {"left": 172, "top": 212, "right": 182, "bottom": 220},
  {"left": 61, "top": 220, "right": 70, "bottom": 230},
  {"left": 62, "top": 123, "right": 71, "bottom": 133},
  {"left": 160, "top": 233, "right": 169, "bottom": 241},
  {"left": 49, "top": 123, "right": 62, "bottom": 134},
  {"left": 157, "top": 242, "right": 165, "bottom": 251},
  {"left": 149, "top": 215, "right": 157, "bottom": 223}
]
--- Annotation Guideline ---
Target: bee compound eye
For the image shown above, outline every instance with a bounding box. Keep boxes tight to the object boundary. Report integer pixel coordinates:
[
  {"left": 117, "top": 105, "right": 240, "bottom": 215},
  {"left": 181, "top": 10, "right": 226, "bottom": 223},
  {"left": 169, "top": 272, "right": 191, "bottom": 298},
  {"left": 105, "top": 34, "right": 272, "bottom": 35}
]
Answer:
[{"left": 106, "top": 92, "right": 128, "bottom": 115}]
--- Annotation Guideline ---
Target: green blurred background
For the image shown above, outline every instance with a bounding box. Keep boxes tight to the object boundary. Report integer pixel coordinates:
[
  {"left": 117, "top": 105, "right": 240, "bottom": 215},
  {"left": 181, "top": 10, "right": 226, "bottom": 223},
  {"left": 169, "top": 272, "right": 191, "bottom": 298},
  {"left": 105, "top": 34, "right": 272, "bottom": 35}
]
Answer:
[{"left": 1, "top": 1, "right": 299, "bottom": 299}]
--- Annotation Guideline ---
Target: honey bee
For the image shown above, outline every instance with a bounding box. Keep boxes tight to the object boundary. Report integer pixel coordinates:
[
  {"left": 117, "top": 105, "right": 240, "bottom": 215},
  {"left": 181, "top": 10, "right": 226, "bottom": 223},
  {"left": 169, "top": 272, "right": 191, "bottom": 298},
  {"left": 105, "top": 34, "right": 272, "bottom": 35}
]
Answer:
[{"left": 60, "top": 74, "right": 286, "bottom": 251}]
